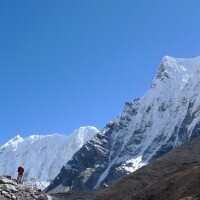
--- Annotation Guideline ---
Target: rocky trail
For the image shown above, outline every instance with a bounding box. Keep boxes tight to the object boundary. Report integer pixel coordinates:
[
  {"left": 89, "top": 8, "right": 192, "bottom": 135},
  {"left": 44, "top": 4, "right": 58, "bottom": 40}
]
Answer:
[{"left": 0, "top": 176, "right": 58, "bottom": 200}]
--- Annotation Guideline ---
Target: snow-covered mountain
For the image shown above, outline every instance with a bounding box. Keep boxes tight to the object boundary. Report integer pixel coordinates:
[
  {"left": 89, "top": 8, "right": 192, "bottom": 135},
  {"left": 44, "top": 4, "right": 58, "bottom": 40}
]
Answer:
[
  {"left": 46, "top": 56, "right": 200, "bottom": 193},
  {"left": 0, "top": 126, "right": 99, "bottom": 188}
]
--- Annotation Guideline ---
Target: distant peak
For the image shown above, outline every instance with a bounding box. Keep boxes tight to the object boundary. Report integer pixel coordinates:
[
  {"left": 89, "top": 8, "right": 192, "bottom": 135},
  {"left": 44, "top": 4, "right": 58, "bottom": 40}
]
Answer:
[
  {"left": 1, "top": 135, "right": 24, "bottom": 149},
  {"left": 161, "top": 55, "right": 200, "bottom": 64},
  {"left": 73, "top": 126, "right": 99, "bottom": 133},
  {"left": 10, "top": 135, "right": 23, "bottom": 143},
  {"left": 14, "top": 135, "right": 23, "bottom": 140},
  {"left": 161, "top": 55, "right": 177, "bottom": 62},
  {"left": 70, "top": 126, "right": 99, "bottom": 143},
  {"left": 150, "top": 55, "right": 200, "bottom": 90}
]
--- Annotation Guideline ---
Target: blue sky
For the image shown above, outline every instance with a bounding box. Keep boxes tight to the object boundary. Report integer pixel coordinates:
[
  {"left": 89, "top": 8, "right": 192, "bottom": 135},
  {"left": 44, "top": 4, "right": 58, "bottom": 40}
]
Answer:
[{"left": 1, "top": 0, "right": 200, "bottom": 146}]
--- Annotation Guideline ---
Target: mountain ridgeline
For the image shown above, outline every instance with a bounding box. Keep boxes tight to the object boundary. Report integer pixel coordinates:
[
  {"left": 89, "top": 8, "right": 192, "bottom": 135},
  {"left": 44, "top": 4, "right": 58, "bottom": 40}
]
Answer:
[
  {"left": 0, "top": 126, "right": 99, "bottom": 189},
  {"left": 46, "top": 56, "right": 200, "bottom": 193}
]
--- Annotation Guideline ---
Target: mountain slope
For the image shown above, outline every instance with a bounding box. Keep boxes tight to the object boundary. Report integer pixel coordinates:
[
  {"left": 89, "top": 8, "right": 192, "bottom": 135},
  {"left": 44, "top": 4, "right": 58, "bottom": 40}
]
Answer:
[
  {"left": 46, "top": 56, "right": 200, "bottom": 193},
  {"left": 94, "top": 137, "right": 200, "bottom": 200},
  {"left": 0, "top": 126, "right": 99, "bottom": 184}
]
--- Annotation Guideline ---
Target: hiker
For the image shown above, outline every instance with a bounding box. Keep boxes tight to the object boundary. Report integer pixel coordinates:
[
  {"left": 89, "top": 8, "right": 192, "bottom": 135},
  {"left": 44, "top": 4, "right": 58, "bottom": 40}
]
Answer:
[{"left": 17, "top": 165, "right": 24, "bottom": 184}]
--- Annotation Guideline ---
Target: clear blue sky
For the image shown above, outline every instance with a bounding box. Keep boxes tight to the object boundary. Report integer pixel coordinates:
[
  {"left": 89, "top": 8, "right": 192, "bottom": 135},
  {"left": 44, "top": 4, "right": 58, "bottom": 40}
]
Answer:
[{"left": 1, "top": 0, "right": 200, "bottom": 146}]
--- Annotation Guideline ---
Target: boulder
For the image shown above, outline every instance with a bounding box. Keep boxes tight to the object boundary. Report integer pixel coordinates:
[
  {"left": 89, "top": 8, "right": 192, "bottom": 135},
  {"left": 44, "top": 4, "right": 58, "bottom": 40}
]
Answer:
[{"left": 2, "top": 184, "right": 18, "bottom": 192}]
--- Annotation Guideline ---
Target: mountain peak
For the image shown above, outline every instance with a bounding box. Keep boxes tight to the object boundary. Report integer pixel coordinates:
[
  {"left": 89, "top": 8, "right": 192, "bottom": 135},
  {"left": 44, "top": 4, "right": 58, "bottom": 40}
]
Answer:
[
  {"left": 1, "top": 135, "right": 24, "bottom": 149},
  {"left": 71, "top": 126, "right": 100, "bottom": 145},
  {"left": 46, "top": 55, "right": 200, "bottom": 193},
  {"left": 160, "top": 55, "right": 200, "bottom": 72},
  {"left": 162, "top": 55, "right": 200, "bottom": 62},
  {"left": 151, "top": 55, "right": 200, "bottom": 91},
  {"left": 161, "top": 55, "right": 177, "bottom": 62},
  {"left": 13, "top": 134, "right": 23, "bottom": 141}
]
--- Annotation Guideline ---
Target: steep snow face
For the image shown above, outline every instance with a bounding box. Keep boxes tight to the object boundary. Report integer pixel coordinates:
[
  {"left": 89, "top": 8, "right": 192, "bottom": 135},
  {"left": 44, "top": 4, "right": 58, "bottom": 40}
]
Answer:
[
  {"left": 110, "top": 56, "right": 200, "bottom": 172},
  {"left": 0, "top": 126, "right": 99, "bottom": 182},
  {"left": 46, "top": 56, "right": 200, "bottom": 193}
]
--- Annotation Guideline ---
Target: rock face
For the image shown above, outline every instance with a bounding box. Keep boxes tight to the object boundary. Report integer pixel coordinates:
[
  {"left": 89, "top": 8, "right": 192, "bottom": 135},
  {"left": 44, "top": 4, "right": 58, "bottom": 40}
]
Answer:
[
  {"left": 0, "top": 126, "right": 99, "bottom": 189},
  {"left": 94, "top": 138, "right": 200, "bottom": 200},
  {"left": 46, "top": 56, "right": 200, "bottom": 193},
  {"left": 0, "top": 176, "right": 58, "bottom": 200}
]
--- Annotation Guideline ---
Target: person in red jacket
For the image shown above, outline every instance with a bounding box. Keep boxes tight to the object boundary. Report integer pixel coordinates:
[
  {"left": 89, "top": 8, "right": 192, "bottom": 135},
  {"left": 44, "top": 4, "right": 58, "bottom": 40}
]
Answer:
[{"left": 17, "top": 165, "right": 24, "bottom": 184}]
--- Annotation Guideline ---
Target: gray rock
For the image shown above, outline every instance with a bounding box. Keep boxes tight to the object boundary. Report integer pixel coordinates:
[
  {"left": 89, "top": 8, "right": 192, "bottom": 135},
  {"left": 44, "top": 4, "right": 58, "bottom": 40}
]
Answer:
[
  {"left": 4, "top": 192, "right": 11, "bottom": 198},
  {"left": 0, "top": 179, "right": 17, "bottom": 186},
  {"left": 0, "top": 177, "right": 58, "bottom": 200},
  {"left": 0, "top": 195, "right": 7, "bottom": 200},
  {"left": 2, "top": 184, "right": 18, "bottom": 192},
  {"left": 11, "top": 195, "right": 17, "bottom": 200},
  {"left": 1, "top": 191, "right": 8, "bottom": 195}
]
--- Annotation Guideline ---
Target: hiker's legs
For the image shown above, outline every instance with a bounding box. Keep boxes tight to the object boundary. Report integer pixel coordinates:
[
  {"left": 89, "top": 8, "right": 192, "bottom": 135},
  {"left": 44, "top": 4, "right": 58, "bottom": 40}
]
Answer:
[
  {"left": 17, "top": 175, "right": 22, "bottom": 184},
  {"left": 17, "top": 175, "right": 20, "bottom": 183}
]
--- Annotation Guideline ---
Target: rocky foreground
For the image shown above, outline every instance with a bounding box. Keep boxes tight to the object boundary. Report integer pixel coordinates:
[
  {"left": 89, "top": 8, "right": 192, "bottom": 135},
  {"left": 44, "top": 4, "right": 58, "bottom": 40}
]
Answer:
[{"left": 0, "top": 176, "right": 58, "bottom": 200}]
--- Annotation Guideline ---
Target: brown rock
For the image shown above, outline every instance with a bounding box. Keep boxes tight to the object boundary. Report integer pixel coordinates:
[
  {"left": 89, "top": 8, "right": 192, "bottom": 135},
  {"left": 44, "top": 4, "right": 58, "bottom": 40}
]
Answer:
[{"left": 93, "top": 138, "right": 200, "bottom": 200}]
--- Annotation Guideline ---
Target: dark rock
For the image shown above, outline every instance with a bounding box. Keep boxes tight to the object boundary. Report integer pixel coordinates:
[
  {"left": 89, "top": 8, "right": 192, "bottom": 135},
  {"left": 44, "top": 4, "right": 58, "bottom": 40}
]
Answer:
[{"left": 93, "top": 138, "right": 200, "bottom": 200}]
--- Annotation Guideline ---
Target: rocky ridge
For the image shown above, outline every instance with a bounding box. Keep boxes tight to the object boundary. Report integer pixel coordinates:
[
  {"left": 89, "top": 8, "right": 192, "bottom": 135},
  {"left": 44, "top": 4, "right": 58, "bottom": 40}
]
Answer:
[
  {"left": 0, "top": 176, "right": 58, "bottom": 200},
  {"left": 46, "top": 56, "right": 200, "bottom": 193}
]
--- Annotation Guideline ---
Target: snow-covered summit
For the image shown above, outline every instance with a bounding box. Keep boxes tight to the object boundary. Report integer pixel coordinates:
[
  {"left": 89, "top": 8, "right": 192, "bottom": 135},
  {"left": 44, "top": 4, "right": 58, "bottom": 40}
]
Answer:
[
  {"left": 0, "top": 126, "right": 99, "bottom": 183},
  {"left": 1, "top": 135, "right": 24, "bottom": 151},
  {"left": 71, "top": 126, "right": 100, "bottom": 144},
  {"left": 154, "top": 55, "right": 200, "bottom": 84},
  {"left": 161, "top": 55, "right": 200, "bottom": 69},
  {"left": 148, "top": 55, "right": 200, "bottom": 101}
]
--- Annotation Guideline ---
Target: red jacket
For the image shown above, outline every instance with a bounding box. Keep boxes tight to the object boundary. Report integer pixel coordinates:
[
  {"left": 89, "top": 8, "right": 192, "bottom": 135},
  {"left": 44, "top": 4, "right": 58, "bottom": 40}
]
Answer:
[{"left": 18, "top": 166, "right": 24, "bottom": 175}]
